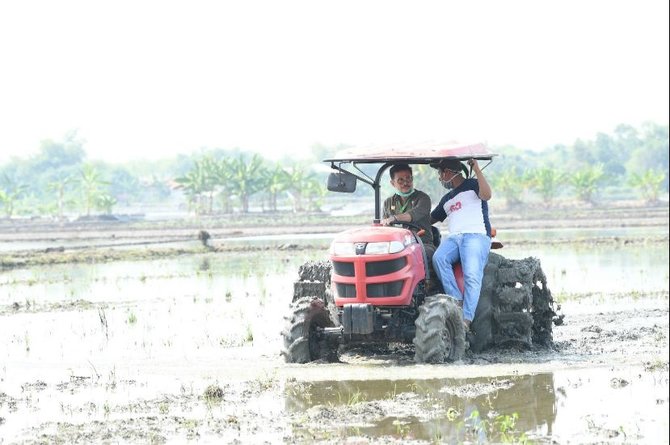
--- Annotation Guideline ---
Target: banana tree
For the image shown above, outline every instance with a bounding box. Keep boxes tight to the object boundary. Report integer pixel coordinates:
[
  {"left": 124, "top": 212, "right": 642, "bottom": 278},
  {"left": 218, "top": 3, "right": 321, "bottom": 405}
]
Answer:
[
  {"left": 97, "top": 194, "right": 118, "bottom": 215},
  {"left": 529, "top": 167, "right": 566, "bottom": 205},
  {"left": 629, "top": 169, "right": 666, "bottom": 204},
  {"left": 211, "top": 158, "right": 234, "bottom": 214},
  {"left": 265, "top": 164, "right": 291, "bottom": 212},
  {"left": 199, "top": 157, "right": 219, "bottom": 214},
  {"left": 491, "top": 169, "right": 528, "bottom": 208},
  {"left": 287, "top": 164, "right": 319, "bottom": 212},
  {"left": 47, "top": 175, "right": 75, "bottom": 221},
  {"left": 303, "top": 176, "right": 326, "bottom": 211},
  {"left": 227, "top": 154, "right": 268, "bottom": 213},
  {"left": 78, "top": 164, "right": 110, "bottom": 216},
  {"left": 570, "top": 164, "right": 604, "bottom": 204},
  {"left": 0, "top": 175, "right": 28, "bottom": 218},
  {"left": 174, "top": 157, "right": 217, "bottom": 215}
]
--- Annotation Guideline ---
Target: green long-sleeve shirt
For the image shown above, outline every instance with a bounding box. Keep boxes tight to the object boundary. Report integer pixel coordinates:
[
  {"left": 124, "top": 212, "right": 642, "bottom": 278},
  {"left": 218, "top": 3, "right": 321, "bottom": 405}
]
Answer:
[{"left": 382, "top": 189, "right": 435, "bottom": 249}]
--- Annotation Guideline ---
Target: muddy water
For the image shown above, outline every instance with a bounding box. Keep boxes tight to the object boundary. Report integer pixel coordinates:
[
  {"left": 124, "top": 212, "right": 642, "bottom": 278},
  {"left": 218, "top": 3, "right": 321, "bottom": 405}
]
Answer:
[
  {"left": 1, "top": 229, "right": 668, "bottom": 443},
  {"left": 503, "top": 242, "right": 669, "bottom": 295},
  {"left": 285, "top": 366, "right": 668, "bottom": 443}
]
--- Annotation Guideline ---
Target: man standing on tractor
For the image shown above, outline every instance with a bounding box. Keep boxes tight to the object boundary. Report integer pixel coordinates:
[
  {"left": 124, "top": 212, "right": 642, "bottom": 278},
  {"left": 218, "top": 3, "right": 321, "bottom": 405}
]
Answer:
[
  {"left": 380, "top": 163, "right": 436, "bottom": 263},
  {"left": 430, "top": 158, "right": 493, "bottom": 332}
]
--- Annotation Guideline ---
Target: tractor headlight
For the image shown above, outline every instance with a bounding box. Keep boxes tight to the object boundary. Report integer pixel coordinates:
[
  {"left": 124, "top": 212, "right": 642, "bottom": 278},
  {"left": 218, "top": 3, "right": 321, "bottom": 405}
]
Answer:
[
  {"left": 365, "top": 241, "right": 405, "bottom": 255},
  {"left": 331, "top": 241, "right": 406, "bottom": 256},
  {"left": 331, "top": 242, "right": 356, "bottom": 256}
]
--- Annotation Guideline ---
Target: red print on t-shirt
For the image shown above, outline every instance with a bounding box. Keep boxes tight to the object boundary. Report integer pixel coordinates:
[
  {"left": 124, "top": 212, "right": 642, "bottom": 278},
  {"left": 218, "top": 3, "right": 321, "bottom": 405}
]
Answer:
[{"left": 449, "top": 201, "right": 462, "bottom": 213}]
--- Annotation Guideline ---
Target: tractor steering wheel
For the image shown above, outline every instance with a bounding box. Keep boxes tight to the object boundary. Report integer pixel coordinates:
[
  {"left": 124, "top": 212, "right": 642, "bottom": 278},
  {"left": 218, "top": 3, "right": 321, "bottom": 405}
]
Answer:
[{"left": 390, "top": 220, "right": 426, "bottom": 238}]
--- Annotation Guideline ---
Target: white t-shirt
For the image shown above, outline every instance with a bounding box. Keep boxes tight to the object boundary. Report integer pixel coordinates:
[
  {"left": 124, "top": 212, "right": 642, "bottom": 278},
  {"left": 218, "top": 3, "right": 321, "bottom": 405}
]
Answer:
[{"left": 431, "top": 178, "right": 491, "bottom": 236}]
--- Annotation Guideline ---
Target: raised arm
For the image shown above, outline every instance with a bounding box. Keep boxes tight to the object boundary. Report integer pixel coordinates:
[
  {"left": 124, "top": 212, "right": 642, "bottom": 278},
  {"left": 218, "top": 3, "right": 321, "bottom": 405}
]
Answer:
[{"left": 469, "top": 159, "right": 492, "bottom": 201}]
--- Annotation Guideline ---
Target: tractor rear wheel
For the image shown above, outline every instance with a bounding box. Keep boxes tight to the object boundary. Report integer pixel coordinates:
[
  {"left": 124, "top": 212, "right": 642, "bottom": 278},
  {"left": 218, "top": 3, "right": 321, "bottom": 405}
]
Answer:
[
  {"left": 281, "top": 297, "right": 338, "bottom": 363},
  {"left": 469, "top": 252, "right": 557, "bottom": 352},
  {"left": 413, "top": 295, "right": 466, "bottom": 363}
]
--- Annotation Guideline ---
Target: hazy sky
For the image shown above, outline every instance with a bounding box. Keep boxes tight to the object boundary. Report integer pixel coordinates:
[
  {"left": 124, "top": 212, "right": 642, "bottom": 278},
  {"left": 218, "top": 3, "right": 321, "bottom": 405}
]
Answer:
[{"left": 1, "top": 0, "right": 668, "bottom": 163}]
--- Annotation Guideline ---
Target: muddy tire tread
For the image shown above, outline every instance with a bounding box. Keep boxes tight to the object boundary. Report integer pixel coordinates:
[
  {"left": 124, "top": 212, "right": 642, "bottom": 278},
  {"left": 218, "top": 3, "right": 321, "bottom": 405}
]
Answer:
[
  {"left": 470, "top": 252, "right": 556, "bottom": 351},
  {"left": 414, "top": 295, "right": 466, "bottom": 363},
  {"left": 281, "top": 297, "right": 313, "bottom": 363}
]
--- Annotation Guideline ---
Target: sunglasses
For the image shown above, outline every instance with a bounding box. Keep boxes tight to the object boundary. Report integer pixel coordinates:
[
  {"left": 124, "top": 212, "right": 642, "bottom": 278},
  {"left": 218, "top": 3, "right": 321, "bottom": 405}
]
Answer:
[{"left": 394, "top": 176, "right": 413, "bottom": 185}]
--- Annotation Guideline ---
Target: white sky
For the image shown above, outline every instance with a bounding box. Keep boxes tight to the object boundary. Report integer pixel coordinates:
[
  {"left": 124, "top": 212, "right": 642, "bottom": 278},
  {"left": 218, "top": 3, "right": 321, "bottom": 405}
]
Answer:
[{"left": 0, "top": 0, "right": 668, "bottom": 164}]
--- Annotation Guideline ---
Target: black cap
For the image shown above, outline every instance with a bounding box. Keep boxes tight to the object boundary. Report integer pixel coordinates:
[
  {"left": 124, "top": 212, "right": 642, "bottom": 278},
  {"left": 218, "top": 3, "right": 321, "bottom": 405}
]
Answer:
[{"left": 430, "top": 159, "right": 463, "bottom": 172}]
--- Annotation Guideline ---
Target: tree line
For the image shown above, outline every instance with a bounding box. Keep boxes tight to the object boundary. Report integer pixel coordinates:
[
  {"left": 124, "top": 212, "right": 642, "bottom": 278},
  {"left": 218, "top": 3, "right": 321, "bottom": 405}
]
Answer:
[
  {"left": 172, "top": 153, "right": 324, "bottom": 215},
  {"left": 488, "top": 122, "right": 669, "bottom": 207},
  {"left": 0, "top": 131, "right": 326, "bottom": 219},
  {"left": 0, "top": 123, "right": 667, "bottom": 219},
  {"left": 391, "top": 122, "right": 668, "bottom": 208}
]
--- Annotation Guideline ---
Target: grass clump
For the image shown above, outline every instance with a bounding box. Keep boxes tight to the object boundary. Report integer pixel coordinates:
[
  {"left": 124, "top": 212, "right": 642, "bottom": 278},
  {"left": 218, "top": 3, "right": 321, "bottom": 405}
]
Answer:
[{"left": 203, "top": 384, "right": 225, "bottom": 401}]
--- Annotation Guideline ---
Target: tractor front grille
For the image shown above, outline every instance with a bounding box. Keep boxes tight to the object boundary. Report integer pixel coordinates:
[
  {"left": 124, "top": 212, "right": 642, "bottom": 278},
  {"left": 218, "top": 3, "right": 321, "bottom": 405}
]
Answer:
[
  {"left": 332, "top": 260, "right": 355, "bottom": 277},
  {"left": 333, "top": 258, "right": 407, "bottom": 278},
  {"left": 366, "top": 280, "right": 404, "bottom": 297},
  {"left": 335, "top": 283, "right": 356, "bottom": 298},
  {"left": 365, "top": 257, "right": 407, "bottom": 277},
  {"left": 332, "top": 254, "right": 410, "bottom": 299}
]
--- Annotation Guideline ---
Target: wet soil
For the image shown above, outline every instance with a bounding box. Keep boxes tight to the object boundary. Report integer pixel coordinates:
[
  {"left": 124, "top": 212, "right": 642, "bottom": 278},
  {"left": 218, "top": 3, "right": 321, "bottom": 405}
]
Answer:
[
  {"left": 0, "top": 204, "right": 668, "bottom": 444},
  {"left": 2, "top": 292, "right": 667, "bottom": 444}
]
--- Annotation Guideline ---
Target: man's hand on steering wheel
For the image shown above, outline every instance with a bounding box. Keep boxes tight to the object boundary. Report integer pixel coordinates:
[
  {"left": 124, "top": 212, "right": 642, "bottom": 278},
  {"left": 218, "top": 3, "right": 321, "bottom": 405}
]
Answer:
[{"left": 381, "top": 214, "right": 400, "bottom": 226}]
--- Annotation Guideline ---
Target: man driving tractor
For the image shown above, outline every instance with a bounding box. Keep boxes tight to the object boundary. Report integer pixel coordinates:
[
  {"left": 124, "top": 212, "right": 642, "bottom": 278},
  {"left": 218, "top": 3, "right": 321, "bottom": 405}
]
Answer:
[{"left": 380, "top": 163, "right": 436, "bottom": 262}]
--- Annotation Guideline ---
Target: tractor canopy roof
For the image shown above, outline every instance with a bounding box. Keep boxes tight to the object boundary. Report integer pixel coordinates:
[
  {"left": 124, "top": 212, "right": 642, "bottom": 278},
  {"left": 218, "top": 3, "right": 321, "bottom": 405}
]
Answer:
[
  {"left": 323, "top": 141, "right": 497, "bottom": 222},
  {"left": 324, "top": 141, "right": 496, "bottom": 165}
]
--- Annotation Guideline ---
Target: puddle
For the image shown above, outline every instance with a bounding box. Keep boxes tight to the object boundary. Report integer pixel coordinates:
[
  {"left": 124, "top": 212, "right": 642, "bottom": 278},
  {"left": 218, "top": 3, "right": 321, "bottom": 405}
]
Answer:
[
  {"left": 503, "top": 242, "right": 669, "bottom": 295},
  {"left": 499, "top": 225, "right": 669, "bottom": 241},
  {"left": 2, "top": 365, "right": 665, "bottom": 443},
  {"left": 284, "top": 366, "right": 669, "bottom": 443}
]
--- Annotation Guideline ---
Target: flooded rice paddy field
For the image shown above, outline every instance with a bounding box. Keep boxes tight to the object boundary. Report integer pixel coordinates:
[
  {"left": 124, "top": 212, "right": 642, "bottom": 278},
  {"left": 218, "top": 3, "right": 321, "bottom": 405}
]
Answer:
[{"left": 0, "top": 224, "right": 668, "bottom": 444}]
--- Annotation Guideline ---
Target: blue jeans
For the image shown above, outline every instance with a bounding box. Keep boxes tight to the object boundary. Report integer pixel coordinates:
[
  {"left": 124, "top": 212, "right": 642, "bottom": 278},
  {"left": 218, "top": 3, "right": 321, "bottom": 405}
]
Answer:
[{"left": 432, "top": 233, "right": 491, "bottom": 322}]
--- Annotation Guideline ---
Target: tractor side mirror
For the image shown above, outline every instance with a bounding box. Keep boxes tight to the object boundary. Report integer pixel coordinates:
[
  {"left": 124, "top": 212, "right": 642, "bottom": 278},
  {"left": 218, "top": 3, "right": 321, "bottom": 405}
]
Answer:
[{"left": 327, "top": 171, "right": 357, "bottom": 193}]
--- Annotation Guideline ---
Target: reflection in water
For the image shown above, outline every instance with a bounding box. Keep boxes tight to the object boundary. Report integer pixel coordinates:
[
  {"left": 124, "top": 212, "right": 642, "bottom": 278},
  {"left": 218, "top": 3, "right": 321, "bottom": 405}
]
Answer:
[
  {"left": 284, "top": 366, "right": 670, "bottom": 443},
  {"left": 285, "top": 373, "right": 558, "bottom": 443}
]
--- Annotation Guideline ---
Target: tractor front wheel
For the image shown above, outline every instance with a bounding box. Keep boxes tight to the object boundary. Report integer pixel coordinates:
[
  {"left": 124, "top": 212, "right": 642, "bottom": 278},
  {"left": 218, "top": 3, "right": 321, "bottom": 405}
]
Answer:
[
  {"left": 281, "top": 297, "right": 338, "bottom": 363},
  {"left": 413, "top": 295, "right": 466, "bottom": 363}
]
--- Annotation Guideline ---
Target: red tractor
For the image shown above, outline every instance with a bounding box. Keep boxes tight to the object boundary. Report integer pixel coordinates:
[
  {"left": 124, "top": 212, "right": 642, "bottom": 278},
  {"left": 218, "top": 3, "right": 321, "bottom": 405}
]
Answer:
[{"left": 282, "top": 142, "right": 557, "bottom": 364}]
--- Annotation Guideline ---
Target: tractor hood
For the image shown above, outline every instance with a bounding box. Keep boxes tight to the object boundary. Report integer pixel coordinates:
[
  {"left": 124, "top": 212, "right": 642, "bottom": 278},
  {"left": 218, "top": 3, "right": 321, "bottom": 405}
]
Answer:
[
  {"left": 330, "top": 226, "right": 417, "bottom": 256},
  {"left": 332, "top": 226, "right": 415, "bottom": 244}
]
